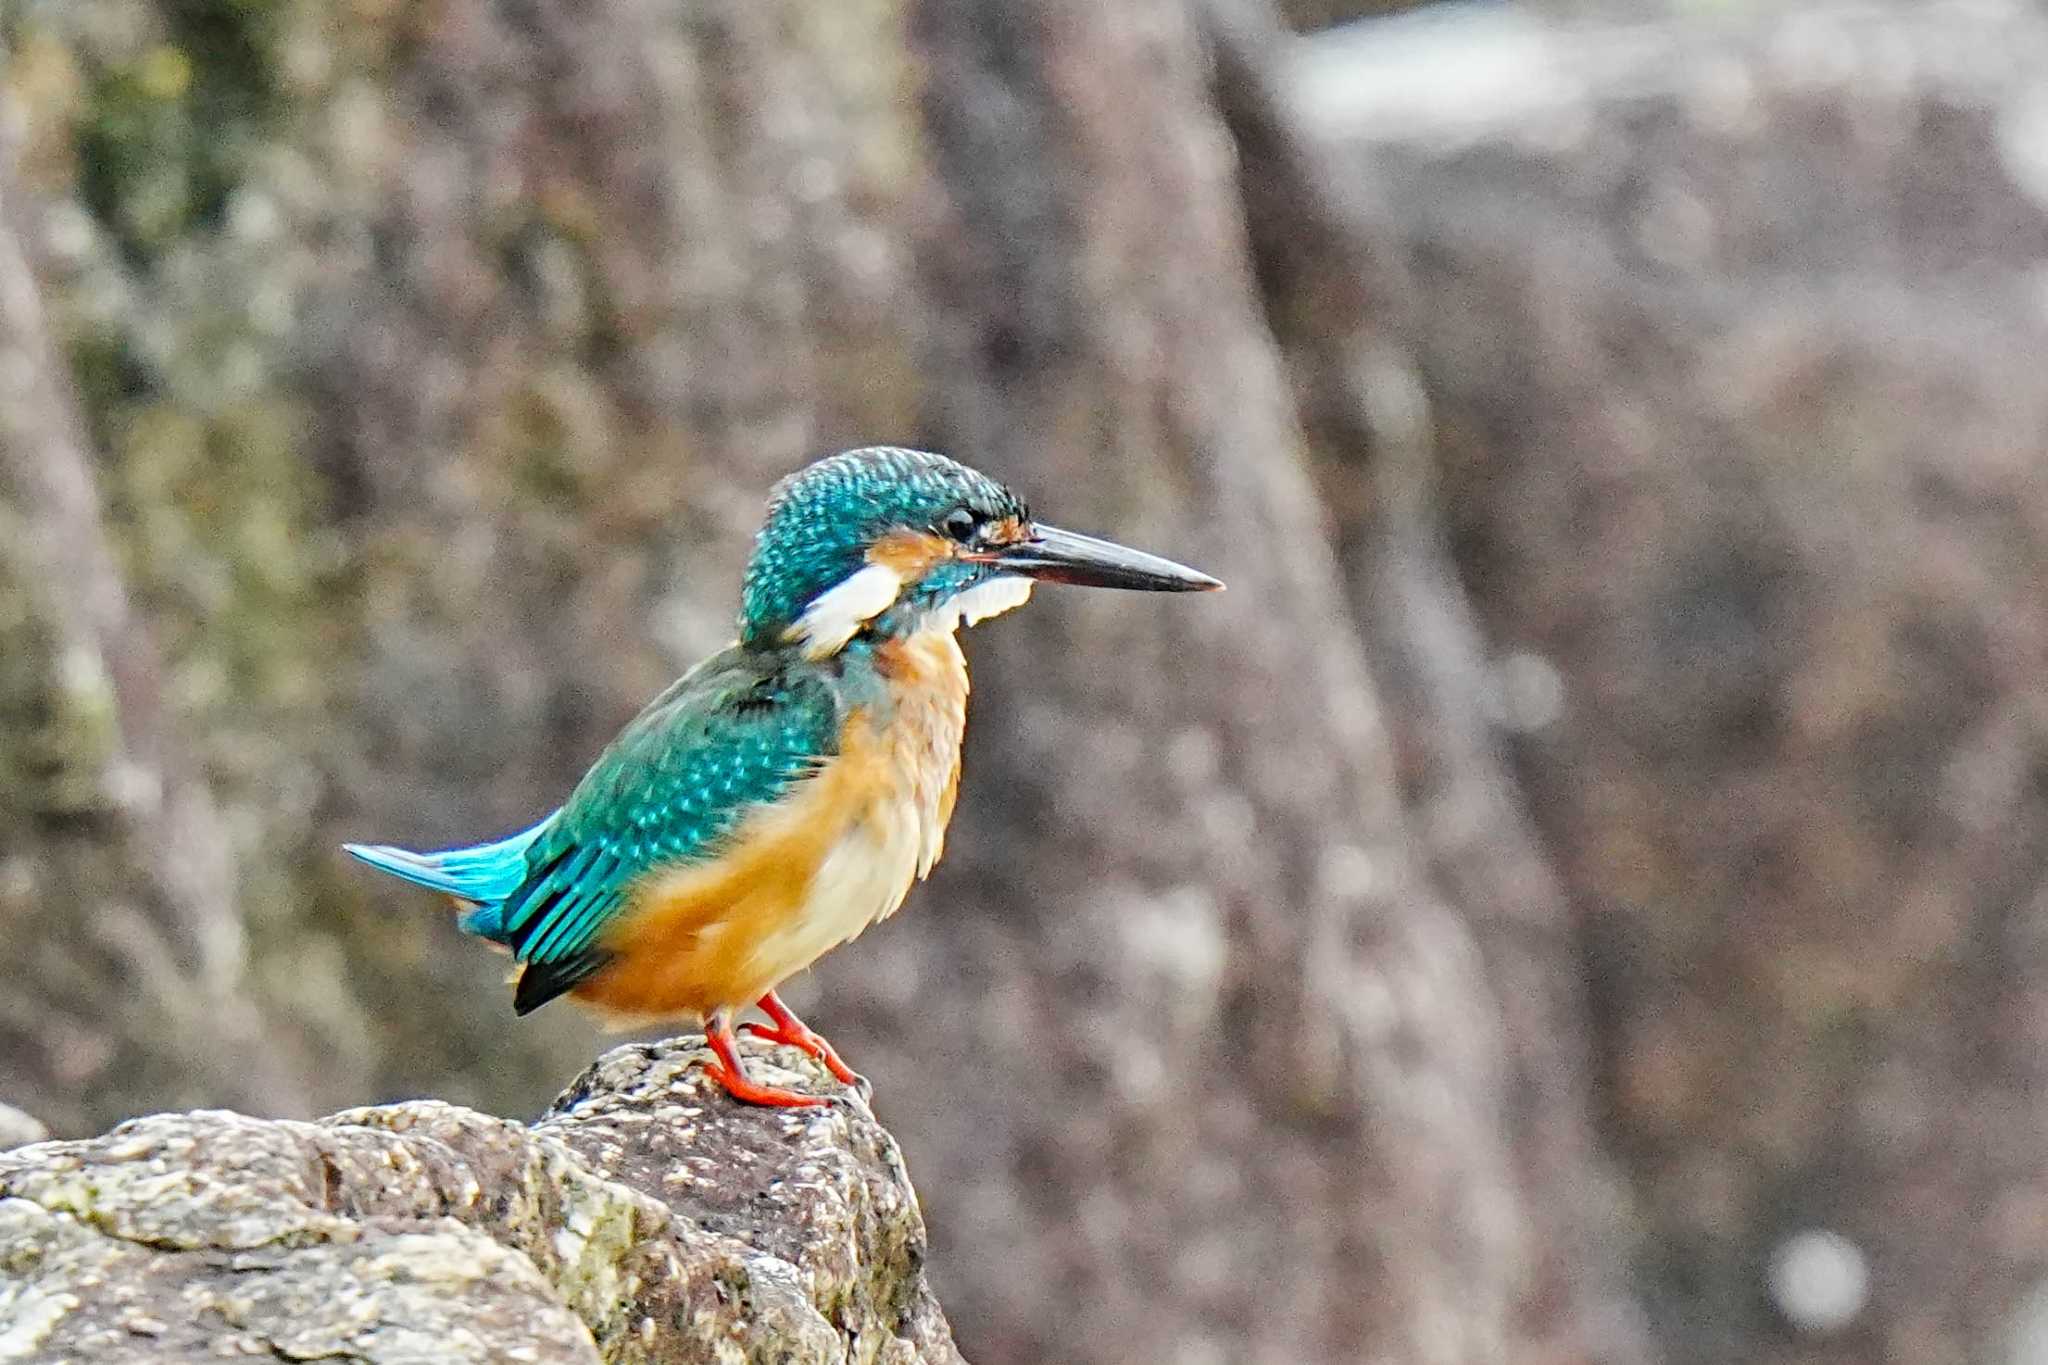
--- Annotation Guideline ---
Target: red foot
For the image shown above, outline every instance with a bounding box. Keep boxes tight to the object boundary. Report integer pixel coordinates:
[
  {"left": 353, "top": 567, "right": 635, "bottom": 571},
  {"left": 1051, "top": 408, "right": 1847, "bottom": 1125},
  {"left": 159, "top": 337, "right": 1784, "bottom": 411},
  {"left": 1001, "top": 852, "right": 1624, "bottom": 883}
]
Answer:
[
  {"left": 701, "top": 1016, "right": 829, "bottom": 1108},
  {"left": 739, "top": 991, "right": 868, "bottom": 1092}
]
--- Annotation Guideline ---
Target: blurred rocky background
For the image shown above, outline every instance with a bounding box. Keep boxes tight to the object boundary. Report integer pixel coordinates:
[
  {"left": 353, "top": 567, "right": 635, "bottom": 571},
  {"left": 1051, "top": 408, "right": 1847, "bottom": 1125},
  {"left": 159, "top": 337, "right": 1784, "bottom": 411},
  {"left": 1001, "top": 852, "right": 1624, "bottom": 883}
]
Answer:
[{"left": 5, "top": 0, "right": 2048, "bottom": 1362}]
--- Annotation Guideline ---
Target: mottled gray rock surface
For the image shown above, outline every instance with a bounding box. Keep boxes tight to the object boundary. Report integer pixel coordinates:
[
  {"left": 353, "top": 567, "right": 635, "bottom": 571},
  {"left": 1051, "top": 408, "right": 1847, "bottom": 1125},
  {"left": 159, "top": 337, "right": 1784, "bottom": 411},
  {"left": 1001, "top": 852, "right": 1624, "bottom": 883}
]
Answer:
[{"left": 0, "top": 1038, "right": 961, "bottom": 1364}]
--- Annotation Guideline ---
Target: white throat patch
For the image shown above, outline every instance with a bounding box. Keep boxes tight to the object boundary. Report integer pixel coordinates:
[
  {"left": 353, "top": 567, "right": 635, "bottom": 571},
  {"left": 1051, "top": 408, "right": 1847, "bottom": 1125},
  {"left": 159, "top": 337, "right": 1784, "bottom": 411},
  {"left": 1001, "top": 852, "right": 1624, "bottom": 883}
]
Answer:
[
  {"left": 786, "top": 567, "right": 1034, "bottom": 657},
  {"left": 786, "top": 563, "right": 903, "bottom": 658},
  {"left": 925, "top": 575, "right": 1033, "bottom": 634}
]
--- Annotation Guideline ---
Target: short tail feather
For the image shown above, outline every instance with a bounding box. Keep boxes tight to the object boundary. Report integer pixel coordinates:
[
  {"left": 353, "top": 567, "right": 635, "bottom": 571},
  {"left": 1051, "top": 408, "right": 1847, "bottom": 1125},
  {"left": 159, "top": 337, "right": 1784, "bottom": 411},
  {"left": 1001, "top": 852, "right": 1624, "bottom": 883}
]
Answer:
[{"left": 343, "top": 818, "right": 553, "bottom": 940}]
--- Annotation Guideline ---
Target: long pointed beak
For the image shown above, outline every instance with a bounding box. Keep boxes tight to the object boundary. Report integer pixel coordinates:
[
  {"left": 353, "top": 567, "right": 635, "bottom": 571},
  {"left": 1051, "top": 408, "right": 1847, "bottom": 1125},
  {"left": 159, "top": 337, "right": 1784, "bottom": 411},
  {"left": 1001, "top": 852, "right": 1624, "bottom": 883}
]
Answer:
[{"left": 992, "top": 523, "right": 1223, "bottom": 592}]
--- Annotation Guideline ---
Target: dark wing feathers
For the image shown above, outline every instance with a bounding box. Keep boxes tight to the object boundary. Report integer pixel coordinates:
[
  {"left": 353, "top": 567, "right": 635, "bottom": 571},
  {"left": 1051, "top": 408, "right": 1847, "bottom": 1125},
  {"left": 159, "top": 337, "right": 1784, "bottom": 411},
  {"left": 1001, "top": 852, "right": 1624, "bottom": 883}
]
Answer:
[{"left": 512, "top": 951, "right": 608, "bottom": 1016}]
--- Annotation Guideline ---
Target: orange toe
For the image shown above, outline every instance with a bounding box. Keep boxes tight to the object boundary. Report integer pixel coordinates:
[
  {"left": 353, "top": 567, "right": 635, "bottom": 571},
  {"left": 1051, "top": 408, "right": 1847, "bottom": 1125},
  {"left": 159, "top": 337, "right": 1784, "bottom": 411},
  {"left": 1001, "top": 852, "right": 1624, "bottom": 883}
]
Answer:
[
  {"left": 739, "top": 1020, "right": 865, "bottom": 1088},
  {"left": 701, "top": 1056, "right": 830, "bottom": 1108},
  {"left": 702, "top": 1014, "right": 829, "bottom": 1108}
]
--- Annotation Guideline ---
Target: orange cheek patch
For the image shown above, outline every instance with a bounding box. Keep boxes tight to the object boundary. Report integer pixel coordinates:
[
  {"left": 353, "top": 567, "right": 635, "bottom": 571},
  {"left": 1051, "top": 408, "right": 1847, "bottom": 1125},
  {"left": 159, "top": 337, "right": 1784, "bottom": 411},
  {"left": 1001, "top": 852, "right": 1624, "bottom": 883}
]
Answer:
[
  {"left": 984, "top": 515, "right": 1028, "bottom": 546},
  {"left": 867, "top": 529, "right": 954, "bottom": 577}
]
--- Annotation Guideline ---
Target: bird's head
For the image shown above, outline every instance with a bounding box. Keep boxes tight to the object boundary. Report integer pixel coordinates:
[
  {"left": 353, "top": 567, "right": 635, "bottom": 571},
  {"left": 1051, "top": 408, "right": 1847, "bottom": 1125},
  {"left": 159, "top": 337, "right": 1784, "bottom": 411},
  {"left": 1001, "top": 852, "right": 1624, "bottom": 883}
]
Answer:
[{"left": 740, "top": 447, "right": 1221, "bottom": 657}]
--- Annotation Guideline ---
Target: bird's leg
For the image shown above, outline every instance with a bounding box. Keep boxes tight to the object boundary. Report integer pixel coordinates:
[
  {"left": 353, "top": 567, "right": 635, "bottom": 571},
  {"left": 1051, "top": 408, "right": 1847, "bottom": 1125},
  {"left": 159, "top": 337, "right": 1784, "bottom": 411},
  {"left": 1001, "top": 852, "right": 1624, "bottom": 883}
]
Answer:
[
  {"left": 740, "top": 991, "right": 868, "bottom": 1093},
  {"left": 701, "top": 1013, "right": 829, "bottom": 1108}
]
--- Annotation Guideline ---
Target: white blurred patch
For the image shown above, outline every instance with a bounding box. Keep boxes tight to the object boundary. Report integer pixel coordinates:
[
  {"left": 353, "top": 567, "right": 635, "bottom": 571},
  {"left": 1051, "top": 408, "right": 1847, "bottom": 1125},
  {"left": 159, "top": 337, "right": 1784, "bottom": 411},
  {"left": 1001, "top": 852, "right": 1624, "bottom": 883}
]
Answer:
[
  {"left": 1114, "top": 884, "right": 1228, "bottom": 1043},
  {"left": 925, "top": 575, "right": 1033, "bottom": 634},
  {"left": 1290, "top": 6, "right": 1589, "bottom": 148},
  {"left": 1491, "top": 651, "right": 1566, "bottom": 733},
  {"left": 1769, "top": 1229, "right": 1869, "bottom": 1334},
  {"left": 2004, "top": 1277, "right": 2048, "bottom": 1365},
  {"left": 1998, "top": 88, "right": 2048, "bottom": 212},
  {"left": 1318, "top": 843, "right": 1380, "bottom": 902},
  {"left": 786, "top": 563, "right": 903, "bottom": 658}
]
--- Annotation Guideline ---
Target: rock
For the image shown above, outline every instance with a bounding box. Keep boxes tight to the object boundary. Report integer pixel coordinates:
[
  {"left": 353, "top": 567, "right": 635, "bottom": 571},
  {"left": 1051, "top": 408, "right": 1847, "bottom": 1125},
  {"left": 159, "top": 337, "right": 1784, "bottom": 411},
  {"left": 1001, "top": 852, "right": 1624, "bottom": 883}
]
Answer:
[{"left": 0, "top": 1038, "right": 962, "bottom": 1364}]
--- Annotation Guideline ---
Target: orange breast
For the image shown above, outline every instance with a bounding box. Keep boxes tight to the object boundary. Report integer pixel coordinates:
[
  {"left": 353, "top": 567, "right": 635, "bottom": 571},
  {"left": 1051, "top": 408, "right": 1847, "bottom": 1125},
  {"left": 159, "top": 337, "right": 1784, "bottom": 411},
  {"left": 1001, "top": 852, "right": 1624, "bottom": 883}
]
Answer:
[
  {"left": 873, "top": 630, "right": 968, "bottom": 880},
  {"left": 568, "top": 631, "right": 970, "bottom": 1023}
]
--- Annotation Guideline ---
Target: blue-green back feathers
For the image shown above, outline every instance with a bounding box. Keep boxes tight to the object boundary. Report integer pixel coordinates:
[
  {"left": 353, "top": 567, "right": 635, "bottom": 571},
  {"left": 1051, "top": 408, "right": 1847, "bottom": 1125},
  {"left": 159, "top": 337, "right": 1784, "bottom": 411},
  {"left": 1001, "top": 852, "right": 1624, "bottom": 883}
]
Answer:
[
  {"left": 506, "top": 650, "right": 844, "bottom": 1010},
  {"left": 350, "top": 646, "right": 847, "bottom": 1015}
]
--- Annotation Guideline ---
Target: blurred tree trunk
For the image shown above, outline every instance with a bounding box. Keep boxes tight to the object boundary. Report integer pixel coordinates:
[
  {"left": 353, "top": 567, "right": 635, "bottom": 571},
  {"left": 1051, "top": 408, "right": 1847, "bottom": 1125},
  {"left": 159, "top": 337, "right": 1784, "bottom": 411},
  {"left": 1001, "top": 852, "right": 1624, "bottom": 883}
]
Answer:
[
  {"left": 1292, "top": 4, "right": 2048, "bottom": 1363},
  {"left": 1200, "top": 6, "right": 1649, "bottom": 1361},
  {"left": 0, "top": 131, "right": 308, "bottom": 1131},
  {"left": 5, "top": 0, "right": 955, "bottom": 1119},
  {"left": 826, "top": 2, "right": 1573, "bottom": 1361}
]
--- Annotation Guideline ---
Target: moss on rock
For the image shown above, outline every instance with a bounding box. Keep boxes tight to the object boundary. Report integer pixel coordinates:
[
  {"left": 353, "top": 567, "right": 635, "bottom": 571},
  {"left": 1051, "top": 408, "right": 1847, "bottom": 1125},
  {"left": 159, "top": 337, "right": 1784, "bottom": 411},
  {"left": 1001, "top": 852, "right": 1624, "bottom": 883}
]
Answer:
[{"left": 0, "top": 1036, "right": 964, "bottom": 1364}]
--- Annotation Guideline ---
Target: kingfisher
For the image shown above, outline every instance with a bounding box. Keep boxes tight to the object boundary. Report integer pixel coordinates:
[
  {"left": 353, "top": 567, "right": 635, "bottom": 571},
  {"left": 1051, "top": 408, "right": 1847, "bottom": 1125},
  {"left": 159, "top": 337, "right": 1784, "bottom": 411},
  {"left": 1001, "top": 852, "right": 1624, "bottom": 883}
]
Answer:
[{"left": 345, "top": 448, "right": 1220, "bottom": 1107}]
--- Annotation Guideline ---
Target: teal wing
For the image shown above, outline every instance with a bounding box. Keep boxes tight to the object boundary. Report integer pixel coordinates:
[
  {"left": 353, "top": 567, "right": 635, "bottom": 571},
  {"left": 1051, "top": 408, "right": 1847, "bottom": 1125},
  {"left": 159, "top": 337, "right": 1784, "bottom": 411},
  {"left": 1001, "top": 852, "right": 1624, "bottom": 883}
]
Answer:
[{"left": 497, "top": 649, "right": 843, "bottom": 1014}]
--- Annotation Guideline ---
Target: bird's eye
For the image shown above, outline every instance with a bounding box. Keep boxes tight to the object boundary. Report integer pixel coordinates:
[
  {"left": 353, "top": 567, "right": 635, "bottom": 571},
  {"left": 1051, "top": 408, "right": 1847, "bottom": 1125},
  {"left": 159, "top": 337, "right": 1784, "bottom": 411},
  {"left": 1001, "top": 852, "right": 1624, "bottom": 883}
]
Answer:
[{"left": 940, "top": 507, "right": 980, "bottom": 543}]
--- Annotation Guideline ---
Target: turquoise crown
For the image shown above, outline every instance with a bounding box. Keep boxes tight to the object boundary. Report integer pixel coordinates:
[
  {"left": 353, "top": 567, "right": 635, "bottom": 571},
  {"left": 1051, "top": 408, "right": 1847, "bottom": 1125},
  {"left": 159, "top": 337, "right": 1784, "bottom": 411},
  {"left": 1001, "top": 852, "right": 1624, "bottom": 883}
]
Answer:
[{"left": 739, "top": 448, "right": 1025, "bottom": 645}]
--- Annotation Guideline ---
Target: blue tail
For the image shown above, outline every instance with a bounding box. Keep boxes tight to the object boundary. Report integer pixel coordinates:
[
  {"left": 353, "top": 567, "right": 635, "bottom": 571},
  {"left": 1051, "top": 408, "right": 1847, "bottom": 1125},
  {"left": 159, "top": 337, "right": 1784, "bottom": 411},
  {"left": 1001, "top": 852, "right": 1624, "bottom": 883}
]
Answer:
[{"left": 344, "top": 818, "right": 553, "bottom": 940}]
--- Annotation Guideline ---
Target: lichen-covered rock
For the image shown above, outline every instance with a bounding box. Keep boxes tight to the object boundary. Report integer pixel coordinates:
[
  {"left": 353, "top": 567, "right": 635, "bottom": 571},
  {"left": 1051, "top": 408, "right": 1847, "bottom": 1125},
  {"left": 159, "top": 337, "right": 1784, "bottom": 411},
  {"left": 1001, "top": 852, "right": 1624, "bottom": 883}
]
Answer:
[{"left": 0, "top": 1037, "right": 963, "bottom": 1364}]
